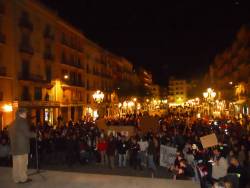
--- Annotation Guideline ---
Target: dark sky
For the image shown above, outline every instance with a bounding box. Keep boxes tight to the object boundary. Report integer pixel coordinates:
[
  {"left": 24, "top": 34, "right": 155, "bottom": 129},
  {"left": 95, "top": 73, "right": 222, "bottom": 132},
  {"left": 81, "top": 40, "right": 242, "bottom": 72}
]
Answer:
[{"left": 41, "top": 0, "right": 250, "bottom": 86}]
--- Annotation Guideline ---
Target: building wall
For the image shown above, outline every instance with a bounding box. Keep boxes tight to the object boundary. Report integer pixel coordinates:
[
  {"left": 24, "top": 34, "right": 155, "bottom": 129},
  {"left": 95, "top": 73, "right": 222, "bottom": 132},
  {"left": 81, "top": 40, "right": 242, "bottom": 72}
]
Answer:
[
  {"left": 0, "top": 0, "right": 139, "bottom": 128},
  {"left": 168, "top": 79, "right": 187, "bottom": 104}
]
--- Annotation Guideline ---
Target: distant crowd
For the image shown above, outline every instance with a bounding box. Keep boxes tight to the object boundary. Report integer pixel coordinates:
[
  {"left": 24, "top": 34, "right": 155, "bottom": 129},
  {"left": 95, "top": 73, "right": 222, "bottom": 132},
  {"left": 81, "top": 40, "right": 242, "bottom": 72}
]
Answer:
[{"left": 104, "top": 113, "right": 142, "bottom": 127}]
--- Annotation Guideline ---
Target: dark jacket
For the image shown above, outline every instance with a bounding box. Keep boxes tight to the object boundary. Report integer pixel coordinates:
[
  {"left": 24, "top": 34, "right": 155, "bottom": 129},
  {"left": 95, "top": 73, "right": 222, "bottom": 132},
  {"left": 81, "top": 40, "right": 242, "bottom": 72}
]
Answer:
[
  {"left": 9, "top": 115, "right": 36, "bottom": 155},
  {"left": 107, "top": 138, "right": 116, "bottom": 156},
  {"left": 117, "top": 141, "right": 128, "bottom": 154}
]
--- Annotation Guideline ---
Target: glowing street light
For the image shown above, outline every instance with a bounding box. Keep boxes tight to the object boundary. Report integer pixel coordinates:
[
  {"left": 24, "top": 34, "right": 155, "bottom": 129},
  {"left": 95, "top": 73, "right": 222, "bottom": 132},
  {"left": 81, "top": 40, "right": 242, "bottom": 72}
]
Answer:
[
  {"left": 203, "top": 88, "right": 216, "bottom": 101},
  {"left": 92, "top": 90, "right": 104, "bottom": 104},
  {"left": 203, "top": 88, "right": 216, "bottom": 116},
  {"left": 2, "top": 104, "right": 13, "bottom": 112},
  {"left": 64, "top": 74, "right": 69, "bottom": 80}
]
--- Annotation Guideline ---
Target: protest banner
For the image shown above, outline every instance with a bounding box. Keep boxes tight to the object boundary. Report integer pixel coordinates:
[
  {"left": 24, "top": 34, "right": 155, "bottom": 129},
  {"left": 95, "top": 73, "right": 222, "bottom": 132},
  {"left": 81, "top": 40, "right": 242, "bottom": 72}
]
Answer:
[
  {"left": 200, "top": 133, "right": 218, "bottom": 148},
  {"left": 160, "top": 145, "right": 177, "bottom": 168}
]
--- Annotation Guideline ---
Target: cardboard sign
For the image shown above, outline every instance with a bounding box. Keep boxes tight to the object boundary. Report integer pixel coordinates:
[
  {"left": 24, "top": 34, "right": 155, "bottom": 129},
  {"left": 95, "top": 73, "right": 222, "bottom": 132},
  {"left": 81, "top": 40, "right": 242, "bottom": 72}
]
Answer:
[
  {"left": 160, "top": 145, "right": 177, "bottom": 168},
  {"left": 200, "top": 133, "right": 218, "bottom": 148}
]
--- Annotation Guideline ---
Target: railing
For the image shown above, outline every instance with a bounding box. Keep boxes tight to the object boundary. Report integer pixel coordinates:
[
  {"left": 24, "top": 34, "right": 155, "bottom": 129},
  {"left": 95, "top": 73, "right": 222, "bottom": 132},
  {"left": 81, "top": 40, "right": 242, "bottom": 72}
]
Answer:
[
  {"left": 19, "top": 19, "right": 33, "bottom": 31},
  {"left": 18, "top": 73, "right": 49, "bottom": 83},
  {"left": 0, "top": 2, "right": 5, "bottom": 15},
  {"left": 61, "top": 38, "right": 83, "bottom": 52},
  {"left": 44, "top": 32, "right": 54, "bottom": 41},
  {"left": 19, "top": 44, "right": 34, "bottom": 55},
  {"left": 64, "top": 80, "right": 85, "bottom": 87},
  {"left": 0, "top": 66, "right": 6, "bottom": 76},
  {"left": 44, "top": 52, "right": 54, "bottom": 61},
  {"left": 0, "top": 33, "right": 5, "bottom": 44},
  {"left": 61, "top": 59, "right": 82, "bottom": 68},
  {"left": 19, "top": 100, "right": 60, "bottom": 107}
]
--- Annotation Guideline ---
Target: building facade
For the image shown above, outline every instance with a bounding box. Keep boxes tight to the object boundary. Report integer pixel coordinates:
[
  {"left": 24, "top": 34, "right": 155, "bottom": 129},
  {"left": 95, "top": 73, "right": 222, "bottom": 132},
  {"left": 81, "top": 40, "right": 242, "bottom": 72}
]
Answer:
[
  {"left": 168, "top": 78, "right": 188, "bottom": 104},
  {"left": 0, "top": 0, "right": 137, "bottom": 129}
]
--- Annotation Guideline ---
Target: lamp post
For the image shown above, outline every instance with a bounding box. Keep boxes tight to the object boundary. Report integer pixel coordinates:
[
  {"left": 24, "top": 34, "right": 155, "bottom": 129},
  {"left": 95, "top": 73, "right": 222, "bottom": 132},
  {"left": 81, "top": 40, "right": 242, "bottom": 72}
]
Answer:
[
  {"left": 203, "top": 88, "right": 216, "bottom": 116},
  {"left": 92, "top": 90, "right": 104, "bottom": 118}
]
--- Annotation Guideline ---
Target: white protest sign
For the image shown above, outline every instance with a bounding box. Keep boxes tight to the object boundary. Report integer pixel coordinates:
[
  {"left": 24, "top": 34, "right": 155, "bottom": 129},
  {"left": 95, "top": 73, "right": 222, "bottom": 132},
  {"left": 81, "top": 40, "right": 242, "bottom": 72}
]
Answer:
[{"left": 160, "top": 145, "right": 177, "bottom": 167}]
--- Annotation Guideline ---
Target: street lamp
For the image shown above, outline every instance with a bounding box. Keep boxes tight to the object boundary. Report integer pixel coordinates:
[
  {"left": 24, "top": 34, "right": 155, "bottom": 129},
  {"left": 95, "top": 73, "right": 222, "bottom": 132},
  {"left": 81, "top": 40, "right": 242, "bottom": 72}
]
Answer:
[
  {"left": 2, "top": 104, "right": 13, "bottom": 112},
  {"left": 92, "top": 90, "right": 104, "bottom": 118},
  {"left": 92, "top": 90, "right": 104, "bottom": 104},
  {"left": 203, "top": 88, "right": 216, "bottom": 101},
  {"left": 64, "top": 74, "right": 69, "bottom": 80},
  {"left": 203, "top": 88, "right": 216, "bottom": 116}
]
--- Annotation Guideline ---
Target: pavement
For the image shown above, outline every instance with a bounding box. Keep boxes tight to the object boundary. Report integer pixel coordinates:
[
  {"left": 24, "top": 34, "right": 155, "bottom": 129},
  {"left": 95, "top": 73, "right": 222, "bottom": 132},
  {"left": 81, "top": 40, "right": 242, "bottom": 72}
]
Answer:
[{"left": 0, "top": 167, "right": 200, "bottom": 188}]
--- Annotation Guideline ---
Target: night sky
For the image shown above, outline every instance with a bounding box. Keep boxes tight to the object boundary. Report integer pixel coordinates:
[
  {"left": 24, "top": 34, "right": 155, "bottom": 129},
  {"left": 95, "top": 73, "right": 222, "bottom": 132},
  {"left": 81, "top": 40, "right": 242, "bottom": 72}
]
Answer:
[{"left": 41, "top": 0, "right": 250, "bottom": 86}]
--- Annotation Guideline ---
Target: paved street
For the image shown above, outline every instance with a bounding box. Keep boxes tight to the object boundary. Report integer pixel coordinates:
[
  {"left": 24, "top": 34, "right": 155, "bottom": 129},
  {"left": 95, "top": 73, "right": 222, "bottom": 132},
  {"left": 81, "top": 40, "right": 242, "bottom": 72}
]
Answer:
[
  {"left": 0, "top": 167, "right": 199, "bottom": 188},
  {"left": 40, "top": 163, "right": 172, "bottom": 179}
]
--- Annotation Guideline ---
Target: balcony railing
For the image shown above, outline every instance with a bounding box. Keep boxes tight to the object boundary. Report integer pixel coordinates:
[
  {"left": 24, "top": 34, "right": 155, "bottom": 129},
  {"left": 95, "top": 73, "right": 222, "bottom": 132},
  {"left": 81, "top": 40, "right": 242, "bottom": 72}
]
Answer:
[
  {"left": 19, "top": 44, "right": 34, "bottom": 55},
  {"left": 44, "top": 32, "right": 54, "bottom": 41},
  {"left": 0, "top": 2, "right": 5, "bottom": 15},
  {"left": 61, "top": 38, "right": 83, "bottom": 52},
  {"left": 19, "top": 100, "right": 60, "bottom": 107},
  {"left": 0, "top": 66, "right": 6, "bottom": 76},
  {"left": 61, "top": 59, "right": 81, "bottom": 68},
  {"left": 0, "top": 33, "right": 5, "bottom": 44},
  {"left": 44, "top": 52, "right": 54, "bottom": 61},
  {"left": 65, "top": 80, "right": 85, "bottom": 87},
  {"left": 19, "top": 73, "right": 50, "bottom": 83},
  {"left": 19, "top": 19, "right": 33, "bottom": 31}
]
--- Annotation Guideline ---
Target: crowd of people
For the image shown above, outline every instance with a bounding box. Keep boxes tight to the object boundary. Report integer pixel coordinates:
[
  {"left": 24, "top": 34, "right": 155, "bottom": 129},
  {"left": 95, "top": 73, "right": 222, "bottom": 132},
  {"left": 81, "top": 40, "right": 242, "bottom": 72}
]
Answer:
[
  {"left": 105, "top": 113, "right": 142, "bottom": 126},
  {"left": 1, "top": 109, "right": 250, "bottom": 187}
]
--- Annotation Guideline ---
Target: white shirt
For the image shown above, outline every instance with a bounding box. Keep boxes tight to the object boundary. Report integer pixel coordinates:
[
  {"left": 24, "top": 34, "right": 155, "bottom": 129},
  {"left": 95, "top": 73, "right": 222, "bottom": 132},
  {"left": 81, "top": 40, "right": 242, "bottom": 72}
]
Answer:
[{"left": 212, "top": 157, "right": 228, "bottom": 179}]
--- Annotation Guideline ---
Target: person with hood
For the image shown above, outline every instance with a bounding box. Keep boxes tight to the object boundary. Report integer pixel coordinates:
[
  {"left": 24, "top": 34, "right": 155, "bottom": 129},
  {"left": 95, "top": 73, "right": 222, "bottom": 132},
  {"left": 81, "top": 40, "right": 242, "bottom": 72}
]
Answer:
[{"left": 9, "top": 108, "right": 36, "bottom": 184}]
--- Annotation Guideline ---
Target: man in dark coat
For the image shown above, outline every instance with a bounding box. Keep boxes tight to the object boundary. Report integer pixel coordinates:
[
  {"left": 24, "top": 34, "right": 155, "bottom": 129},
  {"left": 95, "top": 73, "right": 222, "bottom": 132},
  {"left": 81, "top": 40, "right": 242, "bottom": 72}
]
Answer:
[
  {"left": 9, "top": 108, "right": 36, "bottom": 183},
  {"left": 106, "top": 135, "right": 116, "bottom": 169}
]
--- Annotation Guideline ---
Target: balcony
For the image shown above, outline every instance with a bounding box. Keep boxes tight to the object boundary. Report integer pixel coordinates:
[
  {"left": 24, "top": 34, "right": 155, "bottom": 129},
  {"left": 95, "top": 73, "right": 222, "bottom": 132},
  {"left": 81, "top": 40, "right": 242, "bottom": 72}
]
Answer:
[
  {"left": 19, "top": 44, "right": 34, "bottom": 55},
  {"left": 61, "top": 38, "right": 83, "bottom": 53},
  {"left": 0, "top": 33, "right": 5, "bottom": 44},
  {"left": 0, "top": 66, "right": 6, "bottom": 76},
  {"left": 44, "top": 52, "right": 54, "bottom": 61},
  {"left": 19, "top": 100, "right": 60, "bottom": 107},
  {"left": 64, "top": 80, "right": 85, "bottom": 88},
  {"left": 0, "top": 2, "right": 5, "bottom": 15},
  {"left": 18, "top": 73, "right": 50, "bottom": 84},
  {"left": 44, "top": 32, "right": 54, "bottom": 41},
  {"left": 19, "top": 18, "right": 33, "bottom": 32},
  {"left": 61, "top": 59, "right": 82, "bottom": 69}
]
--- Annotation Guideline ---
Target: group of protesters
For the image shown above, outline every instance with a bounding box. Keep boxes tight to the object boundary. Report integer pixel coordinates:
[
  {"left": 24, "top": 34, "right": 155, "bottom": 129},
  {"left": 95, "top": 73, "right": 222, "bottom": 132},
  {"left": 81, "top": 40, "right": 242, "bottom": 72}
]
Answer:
[
  {"left": 1, "top": 108, "right": 250, "bottom": 187},
  {"left": 105, "top": 113, "right": 143, "bottom": 126}
]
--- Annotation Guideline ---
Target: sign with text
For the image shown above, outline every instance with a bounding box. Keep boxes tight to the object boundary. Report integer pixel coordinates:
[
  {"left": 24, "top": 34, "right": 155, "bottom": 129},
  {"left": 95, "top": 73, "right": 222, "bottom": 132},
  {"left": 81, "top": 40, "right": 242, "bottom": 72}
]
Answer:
[
  {"left": 200, "top": 133, "right": 218, "bottom": 148},
  {"left": 160, "top": 145, "right": 177, "bottom": 168}
]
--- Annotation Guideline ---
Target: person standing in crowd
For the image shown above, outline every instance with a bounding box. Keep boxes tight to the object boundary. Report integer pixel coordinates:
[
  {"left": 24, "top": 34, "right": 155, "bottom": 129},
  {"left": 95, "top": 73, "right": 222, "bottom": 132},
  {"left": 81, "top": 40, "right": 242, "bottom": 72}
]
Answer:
[
  {"left": 147, "top": 137, "right": 157, "bottom": 177},
  {"left": 106, "top": 134, "right": 116, "bottom": 169},
  {"left": 130, "top": 137, "right": 141, "bottom": 170},
  {"left": 211, "top": 148, "right": 228, "bottom": 181},
  {"left": 138, "top": 137, "right": 148, "bottom": 168},
  {"left": 228, "top": 156, "right": 247, "bottom": 188},
  {"left": 9, "top": 108, "right": 36, "bottom": 184},
  {"left": 97, "top": 137, "right": 107, "bottom": 165},
  {"left": 0, "top": 137, "right": 10, "bottom": 166},
  {"left": 117, "top": 136, "right": 128, "bottom": 167}
]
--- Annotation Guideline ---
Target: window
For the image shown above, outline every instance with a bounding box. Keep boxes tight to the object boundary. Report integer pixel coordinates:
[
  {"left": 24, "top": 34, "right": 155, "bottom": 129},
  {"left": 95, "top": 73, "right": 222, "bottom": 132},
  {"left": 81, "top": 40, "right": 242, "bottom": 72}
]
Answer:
[
  {"left": 87, "top": 94, "right": 90, "bottom": 104},
  {"left": 34, "top": 87, "right": 42, "bottom": 100},
  {"left": 21, "top": 60, "right": 30, "bottom": 78},
  {"left": 0, "top": 91, "right": 3, "bottom": 101},
  {"left": 45, "top": 65, "right": 51, "bottom": 81},
  {"left": 22, "top": 86, "right": 30, "bottom": 101}
]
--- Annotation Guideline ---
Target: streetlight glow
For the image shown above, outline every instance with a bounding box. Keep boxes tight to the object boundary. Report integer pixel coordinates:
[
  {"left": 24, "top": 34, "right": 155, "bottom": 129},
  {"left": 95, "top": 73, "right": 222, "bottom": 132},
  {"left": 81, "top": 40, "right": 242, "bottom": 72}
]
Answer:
[
  {"left": 92, "top": 90, "right": 104, "bottom": 104},
  {"left": 2, "top": 104, "right": 13, "bottom": 112}
]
